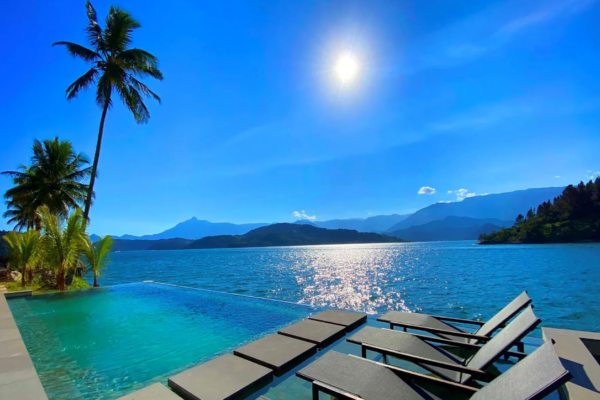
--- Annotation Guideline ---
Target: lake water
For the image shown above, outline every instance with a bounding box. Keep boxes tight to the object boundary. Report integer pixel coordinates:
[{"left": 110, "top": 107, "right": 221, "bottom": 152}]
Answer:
[{"left": 97, "top": 241, "right": 600, "bottom": 335}]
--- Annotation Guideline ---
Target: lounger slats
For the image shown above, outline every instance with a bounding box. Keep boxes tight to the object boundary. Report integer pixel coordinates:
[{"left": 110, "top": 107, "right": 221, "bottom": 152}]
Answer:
[
  {"left": 348, "top": 326, "right": 465, "bottom": 382},
  {"left": 464, "top": 306, "right": 540, "bottom": 383},
  {"left": 475, "top": 291, "right": 532, "bottom": 338},
  {"left": 297, "top": 351, "right": 442, "bottom": 400},
  {"left": 471, "top": 341, "right": 571, "bottom": 400}
]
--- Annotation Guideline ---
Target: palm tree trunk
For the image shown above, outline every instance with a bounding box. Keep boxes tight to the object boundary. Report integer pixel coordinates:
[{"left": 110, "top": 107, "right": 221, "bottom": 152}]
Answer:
[
  {"left": 93, "top": 272, "right": 98, "bottom": 287},
  {"left": 28, "top": 269, "right": 34, "bottom": 283},
  {"left": 83, "top": 101, "right": 110, "bottom": 221},
  {"left": 57, "top": 269, "right": 66, "bottom": 291},
  {"left": 21, "top": 266, "right": 26, "bottom": 288}
]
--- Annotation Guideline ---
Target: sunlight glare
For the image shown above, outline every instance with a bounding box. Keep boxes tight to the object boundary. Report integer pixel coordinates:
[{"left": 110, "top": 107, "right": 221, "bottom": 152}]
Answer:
[{"left": 335, "top": 52, "right": 359, "bottom": 84}]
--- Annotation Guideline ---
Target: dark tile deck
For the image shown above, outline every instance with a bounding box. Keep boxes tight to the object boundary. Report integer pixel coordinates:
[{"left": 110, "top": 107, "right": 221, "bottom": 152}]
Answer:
[
  {"left": 309, "top": 309, "right": 367, "bottom": 332},
  {"left": 234, "top": 334, "right": 316, "bottom": 375},
  {"left": 168, "top": 354, "right": 273, "bottom": 400},
  {"left": 278, "top": 319, "right": 345, "bottom": 348}
]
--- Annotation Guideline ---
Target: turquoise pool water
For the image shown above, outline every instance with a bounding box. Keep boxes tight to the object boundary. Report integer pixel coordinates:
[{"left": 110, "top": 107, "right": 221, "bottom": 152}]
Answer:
[
  {"left": 98, "top": 241, "right": 600, "bottom": 334},
  {"left": 8, "top": 282, "right": 315, "bottom": 400}
]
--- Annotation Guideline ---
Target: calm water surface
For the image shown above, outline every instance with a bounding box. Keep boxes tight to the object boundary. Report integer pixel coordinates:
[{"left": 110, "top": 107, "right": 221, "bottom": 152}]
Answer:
[{"left": 97, "top": 241, "right": 600, "bottom": 335}]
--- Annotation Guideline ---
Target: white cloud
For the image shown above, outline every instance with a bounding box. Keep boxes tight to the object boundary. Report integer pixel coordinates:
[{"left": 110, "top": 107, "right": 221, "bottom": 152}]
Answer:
[
  {"left": 449, "top": 188, "right": 477, "bottom": 201},
  {"left": 555, "top": 175, "right": 561, "bottom": 178},
  {"left": 292, "top": 210, "right": 316, "bottom": 221},
  {"left": 418, "top": 186, "right": 437, "bottom": 195}
]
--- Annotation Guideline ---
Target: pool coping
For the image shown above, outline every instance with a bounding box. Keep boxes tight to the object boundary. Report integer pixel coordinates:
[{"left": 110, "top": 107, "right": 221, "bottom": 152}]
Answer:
[{"left": 0, "top": 286, "right": 48, "bottom": 400}]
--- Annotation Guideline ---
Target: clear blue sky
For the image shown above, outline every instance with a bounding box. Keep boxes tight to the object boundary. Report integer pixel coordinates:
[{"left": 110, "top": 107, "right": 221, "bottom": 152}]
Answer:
[{"left": 1, "top": 0, "right": 599, "bottom": 235}]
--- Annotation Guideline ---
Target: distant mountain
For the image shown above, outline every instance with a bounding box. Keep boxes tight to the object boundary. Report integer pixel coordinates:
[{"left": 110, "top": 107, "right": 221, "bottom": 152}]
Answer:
[
  {"left": 313, "top": 214, "right": 411, "bottom": 232},
  {"left": 187, "top": 223, "right": 407, "bottom": 249},
  {"left": 389, "top": 216, "right": 512, "bottom": 242},
  {"left": 112, "top": 217, "right": 269, "bottom": 240},
  {"left": 89, "top": 234, "right": 101, "bottom": 242},
  {"left": 294, "top": 220, "right": 316, "bottom": 226},
  {"left": 112, "top": 238, "right": 191, "bottom": 252},
  {"left": 387, "top": 187, "right": 565, "bottom": 231},
  {"left": 111, "top": 224, "right": 406, "bottom": 251}
]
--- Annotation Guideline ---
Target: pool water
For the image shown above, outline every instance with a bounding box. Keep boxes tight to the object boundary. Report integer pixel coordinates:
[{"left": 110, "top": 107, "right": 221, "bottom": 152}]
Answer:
[{"left": 8, "top": 282, "right": 316, "bottom": 400}]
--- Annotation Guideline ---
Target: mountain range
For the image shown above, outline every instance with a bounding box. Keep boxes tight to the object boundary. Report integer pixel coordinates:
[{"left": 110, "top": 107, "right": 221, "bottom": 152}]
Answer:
[
  {"left": 97, "top": 186, "right": 566, "bottom": 245},
  {"left": 386, "top": 187, "right": 565, "bottom": 232},
  {"left": 388, "top": 216, "right": 512, "bottom": 242},
  {"left": 111, "top": 223, "right": 404, "bottom": 251}
]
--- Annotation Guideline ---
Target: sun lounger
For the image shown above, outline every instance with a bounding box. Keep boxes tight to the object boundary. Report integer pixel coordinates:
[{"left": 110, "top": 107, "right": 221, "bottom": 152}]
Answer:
[
  {"left": 350, "top": 306, "right": 540, "bottom": 384},
  {"left": 297, "top": 341, "right": 571, "bottom": 400},
  {"left": 378, "top": 291, "right": 532, "bottom": 348}
]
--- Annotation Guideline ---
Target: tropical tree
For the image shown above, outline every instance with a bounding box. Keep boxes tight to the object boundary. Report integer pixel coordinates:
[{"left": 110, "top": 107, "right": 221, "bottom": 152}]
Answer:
[
  {"left": 39, "top": 206, "right": 86, "bottom": 291},
  {"left": 53, "top": 1, "right": 163, "bottom": 221},
  {"left": 2, "top": 230, "right": 42, "bottom": 288},
  {"left": 81, "top": 235, "right": 113, "bottom": 287},
  {"left": 2, "top": 138, "right": 92, "bottom": 230}
]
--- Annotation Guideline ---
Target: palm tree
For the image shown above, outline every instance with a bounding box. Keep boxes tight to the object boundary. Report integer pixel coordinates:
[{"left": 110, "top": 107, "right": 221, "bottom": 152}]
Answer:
[
  {"left": 81, "top": 235, "right": 113, "bottom": 287},
  {"left": 53, "top": 1, "right": 163, "bottom": 221},
  {"left": 2, "top": 138, "right": 92, "bottom": 230},
  {"left": 39, "top": 206, "right": 86, "bottom": 291},
  {"left": 3, "top": 199, "right": 40, "bottom": 231},
  {"left": 2, "top": 230, "right": 42, "bottom": 288}
]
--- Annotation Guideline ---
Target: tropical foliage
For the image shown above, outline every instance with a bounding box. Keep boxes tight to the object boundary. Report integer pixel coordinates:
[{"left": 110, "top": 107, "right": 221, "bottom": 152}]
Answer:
[
  {"left": 2, "top": 230, "right": 42, "bottom": 287},
  {"left": 81, "top": 235, "right": 113, "bottom": 287},
  {"left": 39, "top": 206, "right": 87, "bottom": 291},
  {"left": 53, "top": 0, "right": 163, "bottom": 221},
  {"left": 479, "top": 178, "right": 600, "bottom": 244},
  {"left": 2, "top": 138, "right": 92, "bottom": 230}
]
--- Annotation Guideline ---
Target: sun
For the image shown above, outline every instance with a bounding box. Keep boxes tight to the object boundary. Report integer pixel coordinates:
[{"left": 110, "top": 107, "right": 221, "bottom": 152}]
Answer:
[{"left": 335, "top": 52, "right": 359, "bottom": 83}]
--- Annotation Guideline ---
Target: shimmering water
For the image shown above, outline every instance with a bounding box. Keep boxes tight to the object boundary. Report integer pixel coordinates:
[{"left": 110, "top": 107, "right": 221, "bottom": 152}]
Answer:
[
  {"left": 8, "top": 283, "right": 314, "bottom": 399},
  {"left": 99, "top": 241, "right": 600, "bottom": 334}
]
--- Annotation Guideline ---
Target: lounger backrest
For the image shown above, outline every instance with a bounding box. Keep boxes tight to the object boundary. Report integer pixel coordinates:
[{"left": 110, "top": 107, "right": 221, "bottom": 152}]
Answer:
[
  {"left": 476, "top": 291, "right": 532, "bottom": 337},
  {"left": 463, "top": 306, "right": 540, "bottom": 384},
  {"left": 471, "top": 341, "right": 571, "bottom": 400}
]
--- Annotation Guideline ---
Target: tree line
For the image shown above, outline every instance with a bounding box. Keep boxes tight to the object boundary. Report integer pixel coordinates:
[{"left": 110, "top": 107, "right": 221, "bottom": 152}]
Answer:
[
  {"left": 479, "top": 178, "right": 600, "bottom": 244},
  {"left": 2, "top": 1, "right": 162, "bottom": 291}
]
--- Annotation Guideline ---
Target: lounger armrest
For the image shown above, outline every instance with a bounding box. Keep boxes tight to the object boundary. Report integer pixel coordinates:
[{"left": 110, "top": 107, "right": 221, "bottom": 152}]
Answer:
[
  {"left": 408, "top": 333, "right": 482, "bottom": 349},
  {"left": 313, "top": 381, "right": 362, "bottom": 400},
  {"left": 430, "top": 315, "right": 486, "bottom": 326},
  {"left": 348, "top": 355, "right": 480, "bottom": 394},
  {"left": 384, "top": 321, "right": 490, "bottom": 341},
  {"left": 363, "top": 344, "right": 489, "bottom": 380}
]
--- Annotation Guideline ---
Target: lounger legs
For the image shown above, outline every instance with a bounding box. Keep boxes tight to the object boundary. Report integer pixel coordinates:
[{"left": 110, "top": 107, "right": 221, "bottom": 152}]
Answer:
[
  {"left": 361, "top": 346, "right": 367, "bottom": 358},
  {"left": 517, "top": 342, "right": 524, "bottom": 353}
]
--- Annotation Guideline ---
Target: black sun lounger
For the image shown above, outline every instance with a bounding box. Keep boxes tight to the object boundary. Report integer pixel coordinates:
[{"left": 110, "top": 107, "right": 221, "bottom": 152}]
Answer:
[
  {"left": 297, "top": 341, "right": 571, "bottom": 400},
  {"left": 378, "top": 291, "right": 532, "bottom": 348},
  {"left": 350, "top": 306, "right": 541, "bottom": 385}
]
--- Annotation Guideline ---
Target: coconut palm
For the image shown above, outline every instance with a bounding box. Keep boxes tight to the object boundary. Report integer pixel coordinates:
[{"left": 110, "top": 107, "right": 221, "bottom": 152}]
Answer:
[
  {"left": 2, "top": 138, "right": 92, "bottom": 230},
  {"left": 81, "top": 235, "right": 113, "bottom": 287},
  {"left": 2, "top": 230, "right": 42, "bottom": 288},
  {"left": 3, "top": 199, "right": 40, "bottom": 231},
  {"left": 39, "top": 206, "right": 86, "bottom": 291},
  {"left": 53, "top": 1, "right": 163, "bottom": 221}
]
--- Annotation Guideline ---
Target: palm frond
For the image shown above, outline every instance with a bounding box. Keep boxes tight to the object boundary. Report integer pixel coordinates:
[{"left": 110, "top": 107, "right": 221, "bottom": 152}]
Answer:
[
  {"left": 52, "top": 42, "right": 101, "bottom": 62},
  {"left": 85, "top": 1, "right": 106, "bottom": 52},
  {"left": 104, "top": 6, "right": 141, "bottom": 52},
  {"left": 65, "top": 68, "right": 99, "bottom": 100},
  {"left": 96, "top": 73, "right": 113, "bottom": 107},
  {"left": 127, "top": 85, "right": 150, "bottom": 123},
  {"left": 128, "top": 76, "right": 161, "bottom": 104}
]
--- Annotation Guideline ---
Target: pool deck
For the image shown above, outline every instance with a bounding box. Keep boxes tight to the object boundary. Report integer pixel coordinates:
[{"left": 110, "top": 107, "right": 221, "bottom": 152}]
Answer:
[
  {"left": 543, "top": 327, "right": 600, "bottom": 399},
  {"left": 0, "top": 286, "right": 48, "bottom": 400}
]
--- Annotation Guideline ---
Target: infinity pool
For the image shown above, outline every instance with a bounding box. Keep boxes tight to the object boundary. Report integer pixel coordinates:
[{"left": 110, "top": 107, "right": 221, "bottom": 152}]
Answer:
[{"left": 8, "top": 282, "right": 316, "bottom": 400}]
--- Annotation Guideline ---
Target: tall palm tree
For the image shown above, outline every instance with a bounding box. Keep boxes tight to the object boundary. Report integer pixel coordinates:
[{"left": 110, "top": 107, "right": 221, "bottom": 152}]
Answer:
[
  {"left": 2, "top": 138, "right": 92, "bottom": 230},
  {"left": 53, "top": 1, "right": 163, "bottom": 221},
  {"left": 2, "top": 230, "right": 42, "bottom": 288},
  {"left": 39, "top": 206, "right": 86, "bottom": 291},
  {"left": 81, "top": 235, "right": 113, "bottom": 287}
]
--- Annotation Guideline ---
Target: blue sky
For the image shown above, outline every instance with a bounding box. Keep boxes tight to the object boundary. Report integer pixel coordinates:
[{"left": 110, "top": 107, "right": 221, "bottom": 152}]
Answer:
[{"left": 1, "top": 0, "right": 599, "bottom": 235}]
